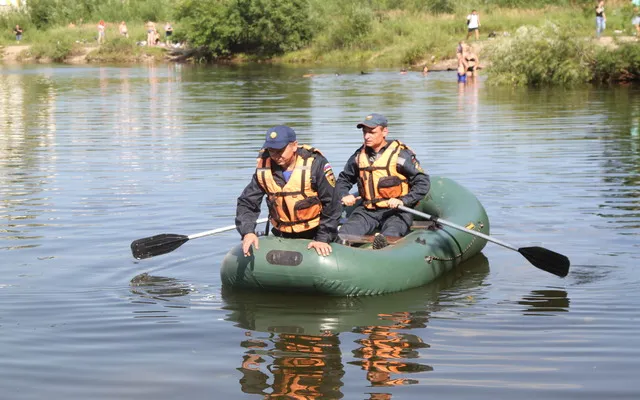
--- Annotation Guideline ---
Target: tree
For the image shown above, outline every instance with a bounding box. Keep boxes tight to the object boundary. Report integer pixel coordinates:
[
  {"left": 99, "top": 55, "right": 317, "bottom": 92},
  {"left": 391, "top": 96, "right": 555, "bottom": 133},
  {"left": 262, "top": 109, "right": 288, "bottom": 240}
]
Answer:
[{"left": 174, "top": 0, "right": 312, "bottom": 57}]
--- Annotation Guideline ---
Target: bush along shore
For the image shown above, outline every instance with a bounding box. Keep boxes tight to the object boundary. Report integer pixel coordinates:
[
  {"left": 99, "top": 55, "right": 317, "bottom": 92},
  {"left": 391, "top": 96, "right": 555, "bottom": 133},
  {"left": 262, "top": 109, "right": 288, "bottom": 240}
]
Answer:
[{"left": 2, "top": 0, "right": 640, "bottom": 85}]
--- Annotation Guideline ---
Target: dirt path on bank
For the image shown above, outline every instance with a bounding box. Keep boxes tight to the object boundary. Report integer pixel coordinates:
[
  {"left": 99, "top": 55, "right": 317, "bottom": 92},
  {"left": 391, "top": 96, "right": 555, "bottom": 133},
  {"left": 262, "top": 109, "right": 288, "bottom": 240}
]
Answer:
[{"left": 1, "top": 45, "right": 30, "bottom": 63}]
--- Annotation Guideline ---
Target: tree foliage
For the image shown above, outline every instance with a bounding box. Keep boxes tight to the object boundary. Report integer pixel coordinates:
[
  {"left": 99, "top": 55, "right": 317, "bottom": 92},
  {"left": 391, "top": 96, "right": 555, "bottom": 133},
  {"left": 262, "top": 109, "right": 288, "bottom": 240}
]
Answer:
[
  {"left": 24, "top": 0, "right": 171, "bottom": 29},
  {"left": 174, "top": 0, "right": 312, "bottom": 57}
]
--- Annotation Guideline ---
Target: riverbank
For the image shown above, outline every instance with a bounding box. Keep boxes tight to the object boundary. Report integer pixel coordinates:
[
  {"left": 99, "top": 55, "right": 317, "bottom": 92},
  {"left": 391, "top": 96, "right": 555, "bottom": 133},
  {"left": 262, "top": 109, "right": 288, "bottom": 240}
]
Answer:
[{"left": 3, "top": 34, "right": 636, "bottom": 74}]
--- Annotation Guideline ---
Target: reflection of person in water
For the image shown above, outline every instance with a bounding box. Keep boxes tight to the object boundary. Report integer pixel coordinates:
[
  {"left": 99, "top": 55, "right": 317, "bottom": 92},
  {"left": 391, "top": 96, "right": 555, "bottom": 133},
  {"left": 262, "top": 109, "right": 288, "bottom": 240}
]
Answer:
[
  {"left": 236, "top": 331, "right": 345, "bottom": 399},
  {"left": 269, "top": 333, "right": 344, "bottom": 399},
  {"left": 350, "top": 312, "right": 432, "bottom": 392},
  {"left": 237, "top": 332, "right": 270, "bottom": 395}
]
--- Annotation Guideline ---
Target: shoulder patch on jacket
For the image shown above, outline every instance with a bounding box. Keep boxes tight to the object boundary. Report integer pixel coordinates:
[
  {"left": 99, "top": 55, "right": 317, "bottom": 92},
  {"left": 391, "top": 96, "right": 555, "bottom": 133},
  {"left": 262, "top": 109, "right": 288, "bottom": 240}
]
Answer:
[
  {"left": 323, "top": 163, "right": 336, "bottom": 187},
  {"left": 411, "top": 156, "right": 424, "bottom": 173}
]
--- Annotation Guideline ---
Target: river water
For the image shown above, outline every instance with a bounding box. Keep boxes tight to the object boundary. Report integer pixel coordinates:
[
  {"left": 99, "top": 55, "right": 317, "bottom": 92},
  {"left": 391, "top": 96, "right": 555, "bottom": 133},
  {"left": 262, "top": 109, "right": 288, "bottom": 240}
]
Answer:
[{"left": 1, "top": 63, "right": 638, "bottom": 399}]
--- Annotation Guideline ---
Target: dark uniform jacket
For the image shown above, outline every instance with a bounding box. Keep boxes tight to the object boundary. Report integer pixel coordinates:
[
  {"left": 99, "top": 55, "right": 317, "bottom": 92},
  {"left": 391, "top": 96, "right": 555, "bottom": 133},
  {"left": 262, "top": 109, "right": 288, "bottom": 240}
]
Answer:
[
  {"left": 336, "top": 141, "right": 431, "bottom": 207},
  {"left": 236, "top": 147, "right": 340, "bottom": 243}
]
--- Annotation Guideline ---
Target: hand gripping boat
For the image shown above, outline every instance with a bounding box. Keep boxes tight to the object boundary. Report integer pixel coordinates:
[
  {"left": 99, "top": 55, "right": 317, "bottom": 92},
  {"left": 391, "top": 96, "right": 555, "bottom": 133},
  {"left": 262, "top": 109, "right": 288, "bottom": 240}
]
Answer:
[{"left": 220, "top": 177, "right": 490, "bottom": 296}]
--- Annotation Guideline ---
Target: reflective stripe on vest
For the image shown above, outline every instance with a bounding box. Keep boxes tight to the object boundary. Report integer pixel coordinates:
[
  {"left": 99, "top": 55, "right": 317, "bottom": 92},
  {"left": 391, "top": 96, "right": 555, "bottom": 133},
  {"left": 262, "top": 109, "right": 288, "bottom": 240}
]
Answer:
[
  {"left": 357, "top": 140, "right": 410, "bottom": 209},
  {"left": 256, "top": 145, "right": 323, "bottom": 233}
]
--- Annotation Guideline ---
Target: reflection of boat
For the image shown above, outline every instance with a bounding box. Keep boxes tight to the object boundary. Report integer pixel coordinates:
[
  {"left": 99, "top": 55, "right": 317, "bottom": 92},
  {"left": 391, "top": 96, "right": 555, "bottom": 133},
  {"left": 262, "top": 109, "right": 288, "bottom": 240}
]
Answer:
[
  {"left": 221, "top": 176, "right": 489, "bottom": 296},
  {"left": 222, "top": 253, "right": 490, "bottom": 335},
  {"left": 226, "top": 254, "right": 489, "bottom": 398}
]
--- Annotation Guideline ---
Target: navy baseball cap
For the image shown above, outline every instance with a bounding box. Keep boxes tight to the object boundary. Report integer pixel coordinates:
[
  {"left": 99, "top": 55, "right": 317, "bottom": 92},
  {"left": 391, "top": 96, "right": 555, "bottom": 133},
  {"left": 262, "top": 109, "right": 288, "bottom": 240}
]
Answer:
[
  {"left": 357, "top": 113, "right": 388, "bottom": 129},
  {"left": 262, "top": 125, "right": 297, "bottom": 149}
]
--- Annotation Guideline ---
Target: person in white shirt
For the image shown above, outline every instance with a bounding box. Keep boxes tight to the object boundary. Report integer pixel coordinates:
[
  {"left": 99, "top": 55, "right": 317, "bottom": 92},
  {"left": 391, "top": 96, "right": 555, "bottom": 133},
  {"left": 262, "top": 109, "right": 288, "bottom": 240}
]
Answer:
[{"left": 466, "top": 10, "right": 480, "bottom": 41}]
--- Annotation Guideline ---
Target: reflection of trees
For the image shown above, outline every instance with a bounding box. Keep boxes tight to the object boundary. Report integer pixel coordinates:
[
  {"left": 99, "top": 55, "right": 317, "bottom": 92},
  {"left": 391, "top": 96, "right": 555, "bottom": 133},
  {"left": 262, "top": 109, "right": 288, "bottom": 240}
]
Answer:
[
  {"left": 179, "top": 65, "right": 313, "bottom": 149},
  {"left": 597, "top": 88, "right": 640, "bottom": 233},
  {"left": 0, "top": 73, "right": 56, "bottom": 250},
  {"left": 237, "top": 331, "right": 344, "bottom": 399}
]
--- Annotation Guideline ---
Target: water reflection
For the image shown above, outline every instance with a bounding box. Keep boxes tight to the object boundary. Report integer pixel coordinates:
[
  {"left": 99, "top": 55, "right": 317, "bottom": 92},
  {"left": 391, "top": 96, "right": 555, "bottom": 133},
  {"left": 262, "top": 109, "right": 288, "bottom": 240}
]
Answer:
[
  {"left": 223, "top": 254, "right": 489, "bottom": 398},
  {"left": 350, "top": 320, "right": 431, "bottom": 390},
  {"left": 0, "top": 71, "right": 56, "bottom": 251},
  {"left": 128, "top": 273, "right": 193, "bottom": 320},
  {"left": 597, "top": 92, "right": 640, "bottom": 237},
  {"left": 517, "top": 289, "right": 570, "bottom": 315},
  {"left": 238, "top": 331, "right": 344, "bottom": 399}
]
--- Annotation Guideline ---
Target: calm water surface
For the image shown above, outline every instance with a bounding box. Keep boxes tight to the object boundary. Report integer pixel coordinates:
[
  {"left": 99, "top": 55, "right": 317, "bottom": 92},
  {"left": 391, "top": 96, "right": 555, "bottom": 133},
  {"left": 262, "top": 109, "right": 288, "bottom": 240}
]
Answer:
[{"left": 1, "top": 63, "right": 639, "bottom": 399}]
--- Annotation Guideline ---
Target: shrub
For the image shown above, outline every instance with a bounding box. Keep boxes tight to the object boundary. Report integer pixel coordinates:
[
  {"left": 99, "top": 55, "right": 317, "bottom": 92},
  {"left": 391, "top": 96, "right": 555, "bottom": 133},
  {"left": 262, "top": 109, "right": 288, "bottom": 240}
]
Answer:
[
  {"left": 174, "top": 0, "right": 312, "bottom": 57},
  {"left": 484, "top": 23, "right": 595, "bottom": 86},
  {"left": 592, "top": 43, "right": 640, "bottom": 83}
]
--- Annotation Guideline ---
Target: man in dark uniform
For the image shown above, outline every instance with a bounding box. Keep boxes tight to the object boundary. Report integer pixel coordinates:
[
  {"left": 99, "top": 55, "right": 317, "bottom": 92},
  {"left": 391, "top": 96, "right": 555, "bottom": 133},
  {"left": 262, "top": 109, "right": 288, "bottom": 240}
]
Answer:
[
  {"left": 336, "top": 113, "right": 430, "bottom": 248},
  {"left": 236, "top": 125, "right": 340, "bottom": 257}
]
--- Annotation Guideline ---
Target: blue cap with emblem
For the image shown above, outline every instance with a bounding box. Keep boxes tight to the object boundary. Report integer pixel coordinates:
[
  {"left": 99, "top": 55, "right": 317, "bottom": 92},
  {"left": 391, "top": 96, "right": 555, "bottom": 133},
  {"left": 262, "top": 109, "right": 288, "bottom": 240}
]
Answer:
[
  {"left": 262, "top": 125, "right": 297, "bottom": 149},
  {"left": 357, "top": 113, "right": 388, "bottom": 129}
]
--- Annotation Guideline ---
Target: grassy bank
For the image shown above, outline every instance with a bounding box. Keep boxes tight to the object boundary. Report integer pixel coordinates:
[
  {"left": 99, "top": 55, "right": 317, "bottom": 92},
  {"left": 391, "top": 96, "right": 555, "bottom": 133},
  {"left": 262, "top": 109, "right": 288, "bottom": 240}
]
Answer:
[
  {"left": 281, "top": 4, "right": 634, "bottom": 68},
  {"left": 1, "top": 22, "right": 172, "bottom": 63},
  {"left": 2, "top": 1, "right": 640, "bottom": 85}
]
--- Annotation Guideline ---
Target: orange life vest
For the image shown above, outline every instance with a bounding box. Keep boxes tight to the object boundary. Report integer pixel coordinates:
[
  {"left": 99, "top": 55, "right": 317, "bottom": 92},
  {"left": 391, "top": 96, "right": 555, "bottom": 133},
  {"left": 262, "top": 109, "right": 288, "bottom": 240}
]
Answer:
[
  {"left": 256, "top": 145, "right": 323, "bottom": 233},
  {"left": 357, "top": 140, "right": 410, "bottom": 209}
]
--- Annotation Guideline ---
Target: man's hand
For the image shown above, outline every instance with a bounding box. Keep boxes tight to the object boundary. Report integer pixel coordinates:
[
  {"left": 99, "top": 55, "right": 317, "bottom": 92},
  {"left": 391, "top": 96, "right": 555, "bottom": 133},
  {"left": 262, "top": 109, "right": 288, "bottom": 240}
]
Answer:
[
  {"left": 387, "top": 198, "right": 404, "bottom": 209},
  {"left": 308, "top": 241, "right": 332, "bottom": 257},
  {"left": 242, "top": 233, "right": 259, "bottom": 257},
  {"left": 341, "top": 194, "right": 358, "bottom": 206}
]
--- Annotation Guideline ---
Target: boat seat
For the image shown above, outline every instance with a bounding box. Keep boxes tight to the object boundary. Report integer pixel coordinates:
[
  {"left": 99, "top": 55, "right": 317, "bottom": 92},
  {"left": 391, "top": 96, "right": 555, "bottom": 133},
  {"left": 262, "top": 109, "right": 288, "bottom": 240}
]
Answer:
[
  {"left": 411, "top": 220, "right": 438, "bottom": 230},
  {"left": 337, "top": 234, "right": 402, "bottom": 246}
]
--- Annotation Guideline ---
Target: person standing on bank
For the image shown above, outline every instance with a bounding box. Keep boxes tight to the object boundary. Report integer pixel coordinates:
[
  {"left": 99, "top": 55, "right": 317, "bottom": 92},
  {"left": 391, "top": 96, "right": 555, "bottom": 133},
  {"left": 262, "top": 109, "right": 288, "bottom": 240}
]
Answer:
[
  {"left": 466, "top": 10, "right": 480, "bottom": 41},
  {"left": 236, "top": 125, "right": 340, "bottom": 257},
  {"left": 336, "top": 114, "right": 430, "bottom": 249},
  {"left": 595, "top": 1, "right": 606, "bottom": 38},
  {"left": 164, "top": 22, "right": 173, "bottom": 46},
  {"left": 13, "top": 25, "right": 23, "bottom": 43}
]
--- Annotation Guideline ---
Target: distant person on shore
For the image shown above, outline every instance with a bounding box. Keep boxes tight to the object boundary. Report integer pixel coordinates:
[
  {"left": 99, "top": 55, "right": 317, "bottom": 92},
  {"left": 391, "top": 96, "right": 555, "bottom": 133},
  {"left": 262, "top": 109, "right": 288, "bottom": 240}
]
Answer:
[
  {"left": 164, "top": 22, "right": 173, "bottom": 45},
  {"left": 456, "top": 40, "right": 466, "bottom": 62},
  {"left": 119, "top": 21, "right": 129, "bottom": 38},
  {"left": 457, "top": 51, "right": 468, "bottom": 84},
  {"left": 633, "top": 0, "right": 640, "bottom": 36},
  {"left": 465, "top": 45, "right": 479, "bottom": 78},
  {"left": 466, "top": 10, "right": 480, "bottom": 41},
  {"left": 13, "top": 25, "right": 23, "bottom": 43},
  {"left": 146, "top": 21, "right": 156, "bottom": 47},
  {"left": 595, "top": 1, "right": 606, "bottom": 38},
  {"left": 97, "top": 20, "right": 106, "bottom": 44}
]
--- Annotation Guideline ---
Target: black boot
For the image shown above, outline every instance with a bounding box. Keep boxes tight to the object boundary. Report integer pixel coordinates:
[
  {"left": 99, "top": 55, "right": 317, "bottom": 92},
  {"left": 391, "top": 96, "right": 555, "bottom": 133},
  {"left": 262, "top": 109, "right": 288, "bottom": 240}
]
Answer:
[{"left": 372, "top": 233, "right": 389, "bottom": 250}]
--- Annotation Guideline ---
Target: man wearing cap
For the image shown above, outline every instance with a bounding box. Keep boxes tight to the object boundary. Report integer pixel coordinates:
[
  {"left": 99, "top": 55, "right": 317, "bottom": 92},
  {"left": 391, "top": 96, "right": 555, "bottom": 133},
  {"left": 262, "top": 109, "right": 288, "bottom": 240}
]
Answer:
[
  {"left": 336, "top": 113, "right": 430, "bottom": 249},
  {"left": 236, "top": 125, "right": 340, "bottom": 257}
]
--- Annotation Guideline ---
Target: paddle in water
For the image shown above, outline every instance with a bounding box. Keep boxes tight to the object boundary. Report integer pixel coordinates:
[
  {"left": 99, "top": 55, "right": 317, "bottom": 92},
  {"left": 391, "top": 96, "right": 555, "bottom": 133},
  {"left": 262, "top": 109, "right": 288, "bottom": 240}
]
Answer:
[
  {"left": 131, "top": 218, "right": 269, "bottom": 260},
  {"left": 398, "top": 205, "right": 570, "bottom": 278}
]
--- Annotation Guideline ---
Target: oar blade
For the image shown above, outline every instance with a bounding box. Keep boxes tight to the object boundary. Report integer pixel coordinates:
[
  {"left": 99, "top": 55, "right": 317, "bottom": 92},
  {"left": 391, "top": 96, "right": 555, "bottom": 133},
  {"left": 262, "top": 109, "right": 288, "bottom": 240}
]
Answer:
[
  {"left": 131, "top": 234, "right": 189, "bottom": 260},
  {"left": 518, "top": 246, "right": 570, "bottom": 278}
]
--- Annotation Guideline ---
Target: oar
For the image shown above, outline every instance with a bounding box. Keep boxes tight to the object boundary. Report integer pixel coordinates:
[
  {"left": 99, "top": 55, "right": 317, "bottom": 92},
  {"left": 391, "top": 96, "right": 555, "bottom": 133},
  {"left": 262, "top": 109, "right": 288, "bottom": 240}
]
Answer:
[
  {"left": 398, "top": 205, "right": 570, "bottom": 278},
  {"left": 131, "top": 217, "right": 269, "bottom": 260}
]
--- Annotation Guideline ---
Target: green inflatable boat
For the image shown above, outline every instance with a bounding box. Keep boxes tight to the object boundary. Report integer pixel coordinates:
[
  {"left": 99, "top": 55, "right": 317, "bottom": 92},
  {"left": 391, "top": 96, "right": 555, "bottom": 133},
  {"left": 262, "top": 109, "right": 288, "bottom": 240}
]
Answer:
[{"left": 220, "top": 176, "right": 489, "bottom": 296}]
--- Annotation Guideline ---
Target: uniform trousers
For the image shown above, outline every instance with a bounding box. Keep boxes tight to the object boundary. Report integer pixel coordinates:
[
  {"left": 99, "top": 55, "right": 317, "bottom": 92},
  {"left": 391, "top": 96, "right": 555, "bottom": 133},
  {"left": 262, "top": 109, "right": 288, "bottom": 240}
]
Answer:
[{"left": 338, "top": 206, "right": 413, "bottom": 237}]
